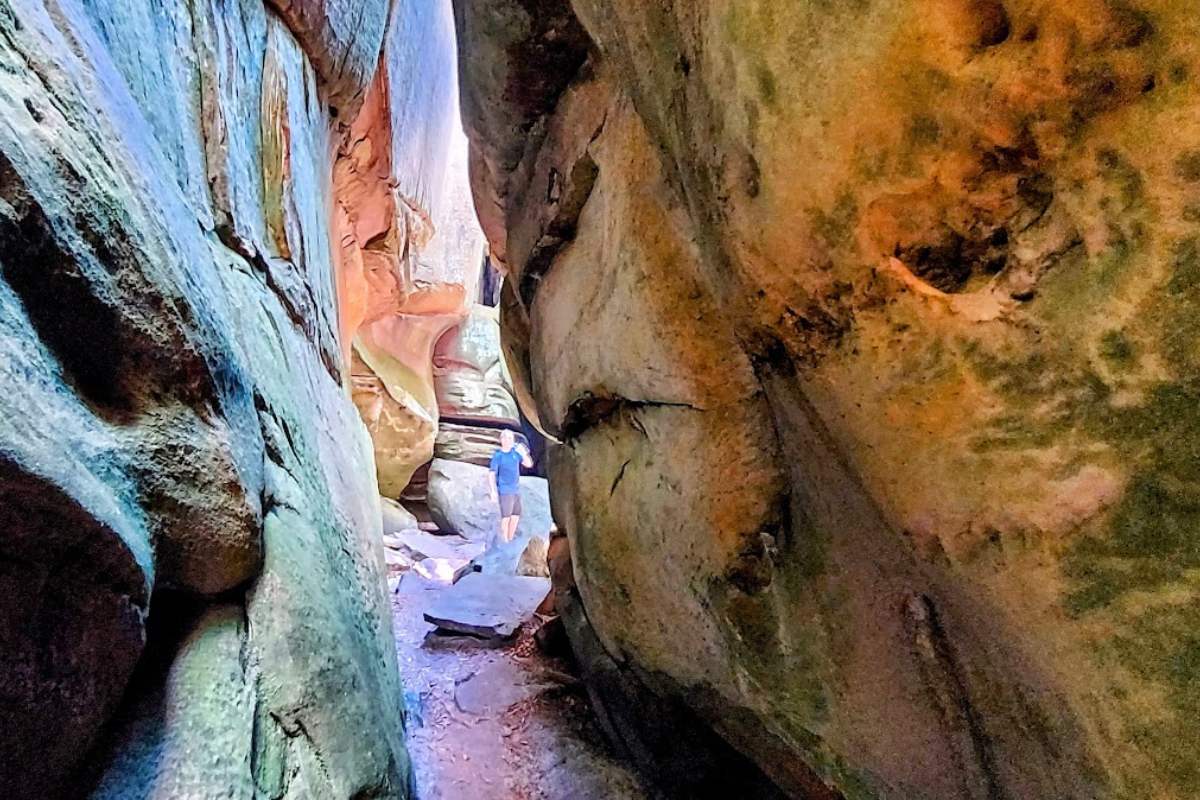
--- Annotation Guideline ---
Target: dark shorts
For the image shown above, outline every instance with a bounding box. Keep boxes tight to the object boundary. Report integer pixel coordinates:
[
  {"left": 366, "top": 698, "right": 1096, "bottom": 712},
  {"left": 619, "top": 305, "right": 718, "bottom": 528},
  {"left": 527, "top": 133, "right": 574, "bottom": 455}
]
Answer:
[{"left": 498, "top": 493, "right": 522, "bottom": 517}]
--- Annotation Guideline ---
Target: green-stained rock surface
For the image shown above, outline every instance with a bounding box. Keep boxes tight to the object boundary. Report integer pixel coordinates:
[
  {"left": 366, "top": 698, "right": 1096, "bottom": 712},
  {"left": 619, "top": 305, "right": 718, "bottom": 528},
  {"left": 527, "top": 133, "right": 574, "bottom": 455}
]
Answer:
[
  {"left": 0, "top": 0, "right": 465, "bottom": 796},
  {"left": 454, "top": 0, "right": 1200, "bottom": 797}
]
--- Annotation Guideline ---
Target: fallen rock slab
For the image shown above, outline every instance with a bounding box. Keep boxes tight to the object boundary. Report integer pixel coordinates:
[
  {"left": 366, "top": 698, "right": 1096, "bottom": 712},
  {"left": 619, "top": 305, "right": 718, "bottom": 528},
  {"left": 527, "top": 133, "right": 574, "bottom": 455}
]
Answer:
[
  {"left": 423, "top": 572, "right": 551, "bottom": 639},
  {"left": 384, "top": 548, "right": 414, "bottom": 569},
  {"left": 413, "top": 557, "right": 473, "bottom": 584},
  {"left": 392, "top": 530, "right": 484, "bottom": 562}
]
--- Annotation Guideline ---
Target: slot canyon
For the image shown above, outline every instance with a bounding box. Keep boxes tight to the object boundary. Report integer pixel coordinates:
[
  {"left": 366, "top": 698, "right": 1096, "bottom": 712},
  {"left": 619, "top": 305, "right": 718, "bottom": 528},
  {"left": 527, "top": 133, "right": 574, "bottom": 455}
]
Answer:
[{"left": 1, "top": 0, "right": 1199, "bottom": 798}]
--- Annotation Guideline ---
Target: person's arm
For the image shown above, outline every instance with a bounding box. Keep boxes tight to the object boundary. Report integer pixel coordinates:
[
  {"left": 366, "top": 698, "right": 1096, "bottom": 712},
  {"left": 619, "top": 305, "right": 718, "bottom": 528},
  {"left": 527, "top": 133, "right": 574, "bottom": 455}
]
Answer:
[
  {"left": 488, "top": 454, "right": 499, "bottom": 501},
  {"left": 517, "top": 442, "right": 534, "bottom": 469}
]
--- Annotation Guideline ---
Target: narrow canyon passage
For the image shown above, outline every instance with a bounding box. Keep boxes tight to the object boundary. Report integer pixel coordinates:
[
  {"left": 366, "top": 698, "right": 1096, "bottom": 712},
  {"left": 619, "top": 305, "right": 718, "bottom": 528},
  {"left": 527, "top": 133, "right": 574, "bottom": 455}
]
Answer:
[{"left": 4, "top": 0, "right": 1200, "bottom": 799}]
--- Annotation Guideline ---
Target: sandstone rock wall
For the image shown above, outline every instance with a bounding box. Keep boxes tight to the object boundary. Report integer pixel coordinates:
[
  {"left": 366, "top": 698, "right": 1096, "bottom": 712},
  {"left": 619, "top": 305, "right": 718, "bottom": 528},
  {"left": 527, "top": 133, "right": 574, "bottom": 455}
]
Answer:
[
  {"left": 454, "top": 1, "right": 1200, "bottom": 797},
  {"left": 0, "top": 0, "right": 457, "bottom": 796},
  {"left": 338, "top": 48, "right": 486, "bottom": 495}
]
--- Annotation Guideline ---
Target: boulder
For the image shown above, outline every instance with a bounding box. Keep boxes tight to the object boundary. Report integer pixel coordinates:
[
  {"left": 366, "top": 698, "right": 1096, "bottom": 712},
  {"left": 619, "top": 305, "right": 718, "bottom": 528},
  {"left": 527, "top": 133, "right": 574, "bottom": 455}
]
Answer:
[
  {"left": 516, "top": 535, "right": 550, "bottom": 578},
  {"left": 455, "top": 0, "right": 1200, "bottom": 795},
  {"left": 432, "top": 305, "right": 520, "bottom": 426},
  {"left": 86, "top": 606, "right": 254, "bottom": 799},
  {"left": 467, "top": 531, "right": 547, "bottom": 577},
  {"left": 426, "top": 458, "right": 553, "bottom": 543},
  {"left": 389, "top": 530, "right": 485, "bottom": 563},
  {"left": 423, "top": 572, "right": 551, "bottom": 639},
  {"left": 413, "top": 557, "right": 473, "bottom": 584},
  {"left": 380, "top": 496, "right": 420, "bottom": 535}
]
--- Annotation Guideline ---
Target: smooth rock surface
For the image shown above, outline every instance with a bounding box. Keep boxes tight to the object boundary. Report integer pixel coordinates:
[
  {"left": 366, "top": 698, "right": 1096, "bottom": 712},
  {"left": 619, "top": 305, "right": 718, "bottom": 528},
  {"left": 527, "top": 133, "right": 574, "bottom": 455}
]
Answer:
[
  {"left": 424, "top": 572, "right": 551, "bottom": 639},
  {"left": 426, "top": 458, "right": 553, "bottom": 544}
]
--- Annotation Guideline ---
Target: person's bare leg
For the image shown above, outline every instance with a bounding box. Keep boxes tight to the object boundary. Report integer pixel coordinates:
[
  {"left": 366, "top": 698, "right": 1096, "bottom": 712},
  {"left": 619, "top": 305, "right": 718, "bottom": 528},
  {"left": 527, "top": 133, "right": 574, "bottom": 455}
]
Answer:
[{"left": 508, "top": 515, "right": 521, "bottom": 541}]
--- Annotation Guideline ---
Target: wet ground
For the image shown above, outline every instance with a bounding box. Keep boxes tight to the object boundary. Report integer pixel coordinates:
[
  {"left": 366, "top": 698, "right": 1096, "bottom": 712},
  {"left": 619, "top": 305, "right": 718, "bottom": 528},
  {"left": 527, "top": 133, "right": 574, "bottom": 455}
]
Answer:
[{"left": 391, "top": 574, "right": 647, "bottom": 800}]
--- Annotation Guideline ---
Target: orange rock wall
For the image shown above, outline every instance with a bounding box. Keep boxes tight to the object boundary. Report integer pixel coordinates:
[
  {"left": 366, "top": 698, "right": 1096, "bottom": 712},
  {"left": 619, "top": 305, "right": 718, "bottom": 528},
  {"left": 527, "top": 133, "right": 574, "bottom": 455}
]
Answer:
[{"left": 454, "top": 0, "right": 1200, "bottom": 797}]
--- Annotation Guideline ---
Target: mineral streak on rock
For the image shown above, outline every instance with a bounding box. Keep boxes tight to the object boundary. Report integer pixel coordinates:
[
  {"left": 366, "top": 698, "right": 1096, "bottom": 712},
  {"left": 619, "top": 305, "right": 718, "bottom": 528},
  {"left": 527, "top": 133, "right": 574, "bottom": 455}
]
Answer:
[
  {"left": 454, "top": 0, "right": 1200, "bottom": 797},
  {"left": 0, "top": 0, "right": 466, "bottom": 796},
  {"left": 333, "top": 3, "right": 486, "bottom": 494}
]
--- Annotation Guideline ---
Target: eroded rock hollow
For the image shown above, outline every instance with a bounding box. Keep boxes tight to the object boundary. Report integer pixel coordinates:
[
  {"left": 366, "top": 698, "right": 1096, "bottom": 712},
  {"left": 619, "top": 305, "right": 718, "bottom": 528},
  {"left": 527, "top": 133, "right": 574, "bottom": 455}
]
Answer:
[
  {"left": 454, "top": 1, "right": 1200, "bottom": 798},
  {"left": 0, "top": 0, "right": 467, "bottom": 796}
]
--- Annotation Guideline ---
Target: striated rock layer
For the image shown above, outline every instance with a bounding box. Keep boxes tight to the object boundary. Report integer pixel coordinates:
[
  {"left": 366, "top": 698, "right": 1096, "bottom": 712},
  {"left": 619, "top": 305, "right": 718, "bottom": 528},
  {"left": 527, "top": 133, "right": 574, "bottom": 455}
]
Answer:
[
  {"left": 335, "top": 7, "right": 486, "bottom": 495},
  {"left": 454, "top": 1, "right": 1200, "bottom": 798},
  {"left": 0, "top": 0, "right": 459, "bottom": 797}
]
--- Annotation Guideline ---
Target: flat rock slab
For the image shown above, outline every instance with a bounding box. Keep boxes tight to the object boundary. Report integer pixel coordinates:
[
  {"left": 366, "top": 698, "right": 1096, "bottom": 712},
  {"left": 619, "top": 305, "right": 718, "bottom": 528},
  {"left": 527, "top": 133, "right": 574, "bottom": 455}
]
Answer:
[
  {"left": 454, "top": 659, "right": 555, "bottom": 716},
  {"left": 413, "top": 557, "right": 473, "bottom": 584},
  {"left": 392, "top": 530, "right": 484, "bottom": 562},
  {"left": 423, "top": 573, "right": 551, "bottom": 639}
]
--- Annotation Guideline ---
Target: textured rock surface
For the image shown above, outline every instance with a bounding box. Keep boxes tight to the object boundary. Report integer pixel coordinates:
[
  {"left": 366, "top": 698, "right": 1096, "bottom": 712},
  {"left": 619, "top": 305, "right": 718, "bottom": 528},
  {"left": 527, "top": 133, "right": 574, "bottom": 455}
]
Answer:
[
  {"left": 433, "top": 304, "right": 520, "bottom": 425},
  {"left": 0, "top": 0, "right": 462, "bottom": 796},
  {"left": 455, "top": 0, "right": 1200, "bottom": 797},
  {"left": 334, "top": 16, "right": 486, "bottom": 496},
  {"left": 264, "top": 0, "right": 388, "bottom": 118},
  {"left": 427, "top": 458, "right": 553, "bottom": 544},
  {"left": 430, "top": 303, "right": 530, "bottom": 471},
  {"left": 435, "top": 421, "right": 530, "bottom": 467}
]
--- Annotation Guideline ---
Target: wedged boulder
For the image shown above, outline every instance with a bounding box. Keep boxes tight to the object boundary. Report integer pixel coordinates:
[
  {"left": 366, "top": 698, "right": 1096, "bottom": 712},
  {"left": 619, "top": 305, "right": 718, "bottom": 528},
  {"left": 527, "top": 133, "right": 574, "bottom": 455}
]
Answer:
[
  {"left": 434, "top": 421, "right": 530, "bottom": 467},
  {"left": 0, "top": 455, "right": 149, "bottom": 799},
  {"left": 350, "top": 346, "right": 439, "bottom": 498},
  {"left": 433, "top": 305, "right": 520, "bottom": 426},
  {"left": 423, "top": 572, "right": 551, "bottom": 639},
  {"left": 426, "top": 458, "right": 553, "bottom": 543}
]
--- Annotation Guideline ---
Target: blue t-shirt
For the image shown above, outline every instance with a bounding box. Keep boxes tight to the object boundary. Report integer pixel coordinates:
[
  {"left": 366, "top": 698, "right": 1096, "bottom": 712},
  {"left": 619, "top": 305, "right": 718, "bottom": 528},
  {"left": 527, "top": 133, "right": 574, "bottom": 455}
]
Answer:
[{"left": 489, "top": 448, "right": 523, "bottom": 495}]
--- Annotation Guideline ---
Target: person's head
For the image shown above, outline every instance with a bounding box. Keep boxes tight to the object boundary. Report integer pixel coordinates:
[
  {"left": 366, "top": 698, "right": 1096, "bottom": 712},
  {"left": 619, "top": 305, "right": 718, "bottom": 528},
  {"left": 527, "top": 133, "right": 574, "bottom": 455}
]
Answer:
[{"left": 499, "top": 429, "right": 515, "bottom": 451}]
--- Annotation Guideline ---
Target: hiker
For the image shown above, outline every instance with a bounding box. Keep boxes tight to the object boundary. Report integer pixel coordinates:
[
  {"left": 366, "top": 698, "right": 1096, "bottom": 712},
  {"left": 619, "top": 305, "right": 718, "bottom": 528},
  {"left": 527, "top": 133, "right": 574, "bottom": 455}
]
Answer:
[{"left": 488, "top": 429, "right": 533, "bottom": 545}]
